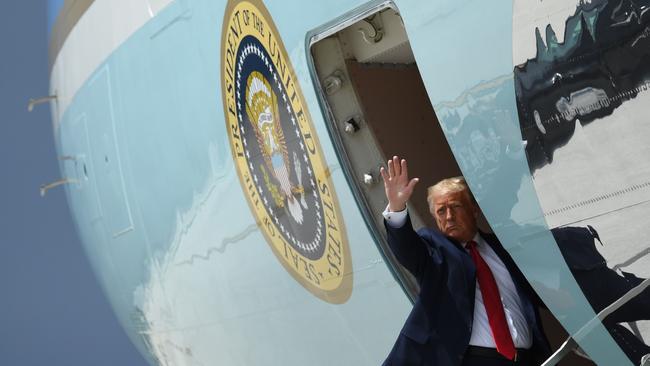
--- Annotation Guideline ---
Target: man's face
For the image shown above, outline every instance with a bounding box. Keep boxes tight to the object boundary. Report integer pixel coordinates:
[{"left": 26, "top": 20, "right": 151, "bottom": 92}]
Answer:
[{"left": 432, "top": 189, "right": 479, "bottom": 243}]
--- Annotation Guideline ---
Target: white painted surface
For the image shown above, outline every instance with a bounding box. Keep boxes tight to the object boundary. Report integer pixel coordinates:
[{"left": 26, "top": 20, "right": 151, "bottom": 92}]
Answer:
[
  {"left": 49, "top": 0, "right": 174, "bottom": 128},
  {"left": 512, "top": 0, "right": 582, "bottom": 64}
]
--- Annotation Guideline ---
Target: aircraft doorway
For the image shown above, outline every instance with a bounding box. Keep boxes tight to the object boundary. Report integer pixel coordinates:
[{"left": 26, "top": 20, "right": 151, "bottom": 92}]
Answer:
[
  {"left": 307, "top": 3, "right": 463, "bottom": 298},
  {"left": 306, "top": 5, "right": 619, "bottom": 366}
]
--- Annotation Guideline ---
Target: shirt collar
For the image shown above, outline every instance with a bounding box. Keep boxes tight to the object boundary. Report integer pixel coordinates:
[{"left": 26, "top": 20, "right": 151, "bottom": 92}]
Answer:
[{"left": 461, "top": 232, "right": 483, "bottom": 249}]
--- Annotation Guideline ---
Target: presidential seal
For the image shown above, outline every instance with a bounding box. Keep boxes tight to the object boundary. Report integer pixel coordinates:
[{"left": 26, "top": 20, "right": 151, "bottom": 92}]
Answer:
[{"left": 220, "top": 0, "right": 352, "bottom": 303}]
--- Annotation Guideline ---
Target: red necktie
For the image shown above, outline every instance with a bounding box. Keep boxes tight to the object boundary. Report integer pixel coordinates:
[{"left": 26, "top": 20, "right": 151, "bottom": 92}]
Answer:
[{"left": 467, "top": 240, "right": 517, "bottom": 360}]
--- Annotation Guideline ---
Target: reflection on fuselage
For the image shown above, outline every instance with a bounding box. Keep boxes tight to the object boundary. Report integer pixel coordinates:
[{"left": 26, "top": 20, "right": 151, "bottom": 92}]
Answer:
[
  {"left": 552, "top": 226, "right": 650, "bottom": 363},
  {"left": 513, "top": 1, "right": 650, "bottom": 363},
  {"left": 515, "top": 0, "right": 650, "bottom": 172}
]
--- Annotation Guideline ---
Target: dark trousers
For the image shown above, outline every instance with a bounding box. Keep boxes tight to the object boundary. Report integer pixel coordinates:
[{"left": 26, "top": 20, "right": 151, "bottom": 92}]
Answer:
[
  {"left": 574, "top": 269, "right": 650, "bottom": 324},
  {"left": 574, "top": 268, "right": 650, "bottom": 364},
  {"left": 461, "top": 347, "right": 532, "bottom": 366},
  {"left": 461, "top": 355, "right": 531, "bottom": 366},
  {"left": 608, "top": 324, "right": 650, "bottom": 365}
]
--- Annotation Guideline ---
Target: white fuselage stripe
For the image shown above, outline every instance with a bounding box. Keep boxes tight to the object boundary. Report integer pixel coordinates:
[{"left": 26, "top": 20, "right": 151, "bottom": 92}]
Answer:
[{"left": 49, "top": 0, "right": 173, "bottom": 128}]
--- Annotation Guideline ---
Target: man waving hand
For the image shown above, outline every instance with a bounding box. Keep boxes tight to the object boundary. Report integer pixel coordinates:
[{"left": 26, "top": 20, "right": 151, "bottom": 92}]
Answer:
[{"left": 380, "top": 156, "right": 549, "bottom": 366}]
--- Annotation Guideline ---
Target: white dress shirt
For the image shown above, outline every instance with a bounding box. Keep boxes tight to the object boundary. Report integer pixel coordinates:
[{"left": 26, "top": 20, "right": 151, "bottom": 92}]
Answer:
[{"left": 383, "top": 206, "right": 532, "bottom": 349}]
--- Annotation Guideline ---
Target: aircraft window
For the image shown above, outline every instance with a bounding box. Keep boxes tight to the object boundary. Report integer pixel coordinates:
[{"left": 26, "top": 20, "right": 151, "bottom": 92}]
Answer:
[{"left": 306, "top": 3, "right": 469, "bottom": 300}]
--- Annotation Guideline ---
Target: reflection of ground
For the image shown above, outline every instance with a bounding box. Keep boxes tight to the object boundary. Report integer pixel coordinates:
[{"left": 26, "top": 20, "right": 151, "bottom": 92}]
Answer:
[
  {"left": 131, "top": 154, "right": 411, "bottom": 365},
  {"left": 530, "top": 89, "right": 650, "bottom": 344},
  {"left": 533, "top": 89, "right": 650, "bottom": 226}
]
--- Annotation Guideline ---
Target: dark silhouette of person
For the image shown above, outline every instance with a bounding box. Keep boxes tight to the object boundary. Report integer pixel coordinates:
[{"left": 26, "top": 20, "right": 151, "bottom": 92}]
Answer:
[{"left": 551, "top": 225, "right": 650, "bottom": 364}]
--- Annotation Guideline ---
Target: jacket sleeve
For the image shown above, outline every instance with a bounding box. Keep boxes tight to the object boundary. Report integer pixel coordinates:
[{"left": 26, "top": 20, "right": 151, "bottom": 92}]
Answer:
[{"left": 384, "top": 214, "right": 440, "bottom": 282}]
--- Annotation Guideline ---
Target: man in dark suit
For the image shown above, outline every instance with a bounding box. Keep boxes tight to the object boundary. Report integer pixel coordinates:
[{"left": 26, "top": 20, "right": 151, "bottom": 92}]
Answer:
[
  {"left": 379, "top": 156, "right": 550, "bottom": 366},
  {"left": 552, "top": 226, "right": 650, "bottom": 364}
]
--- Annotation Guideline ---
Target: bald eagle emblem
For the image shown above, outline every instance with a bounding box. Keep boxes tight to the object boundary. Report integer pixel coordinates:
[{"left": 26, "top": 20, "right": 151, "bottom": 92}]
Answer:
[
  {"left": 221, "top": 0, "right": 352, "bottom": 303},
  {"left": 245, "top": 71, "right": 308, "bottom": 224}
]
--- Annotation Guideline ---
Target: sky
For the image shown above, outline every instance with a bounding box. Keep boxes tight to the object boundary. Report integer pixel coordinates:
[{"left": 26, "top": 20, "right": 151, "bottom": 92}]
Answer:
[{"left": 0, "top": 2, "right": 148, "bottom": 365}]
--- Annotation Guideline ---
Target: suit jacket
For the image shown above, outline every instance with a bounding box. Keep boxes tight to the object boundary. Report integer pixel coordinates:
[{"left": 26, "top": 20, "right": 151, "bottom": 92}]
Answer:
[
  {"left": 383, "top": 215, "right": 550, "bottom": 366},
  {"left": 551, "top": 225, "right": 650, "bottom": 325},
  {"left": 551, "top": 226, "right": 607, "bottom": 271}
]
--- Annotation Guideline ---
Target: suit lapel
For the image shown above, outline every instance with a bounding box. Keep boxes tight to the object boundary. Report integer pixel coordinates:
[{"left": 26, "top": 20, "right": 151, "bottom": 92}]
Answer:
[
  {"left": 437, "top": 233, "right": 476, "bottom": 325},
  {"left": 481, "top": 232, "right": 521, "bottom": 281},
  {"left": 482, "top": 233, "right": 539, "bottom": 328},
  {"left": 444, "top": 235, "right": 476, "bottom": 294}
]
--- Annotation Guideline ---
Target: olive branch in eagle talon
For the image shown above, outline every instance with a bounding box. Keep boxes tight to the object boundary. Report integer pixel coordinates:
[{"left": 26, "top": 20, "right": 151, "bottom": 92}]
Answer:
[{"left": 261, "top": 165, "right": 283, "bottom": 207}]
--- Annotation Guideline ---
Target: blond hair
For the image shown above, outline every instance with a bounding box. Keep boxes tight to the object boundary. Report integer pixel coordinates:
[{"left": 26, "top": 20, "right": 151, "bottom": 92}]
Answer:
[{"left": 426, "top": 176, "right": 475, "bottom": 214}]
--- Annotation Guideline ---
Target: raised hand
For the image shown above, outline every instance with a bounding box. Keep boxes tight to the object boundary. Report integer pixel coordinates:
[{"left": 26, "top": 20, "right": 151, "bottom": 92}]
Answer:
[{"left": 380, "top": 156, "right": 419, "bottom": 212}]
